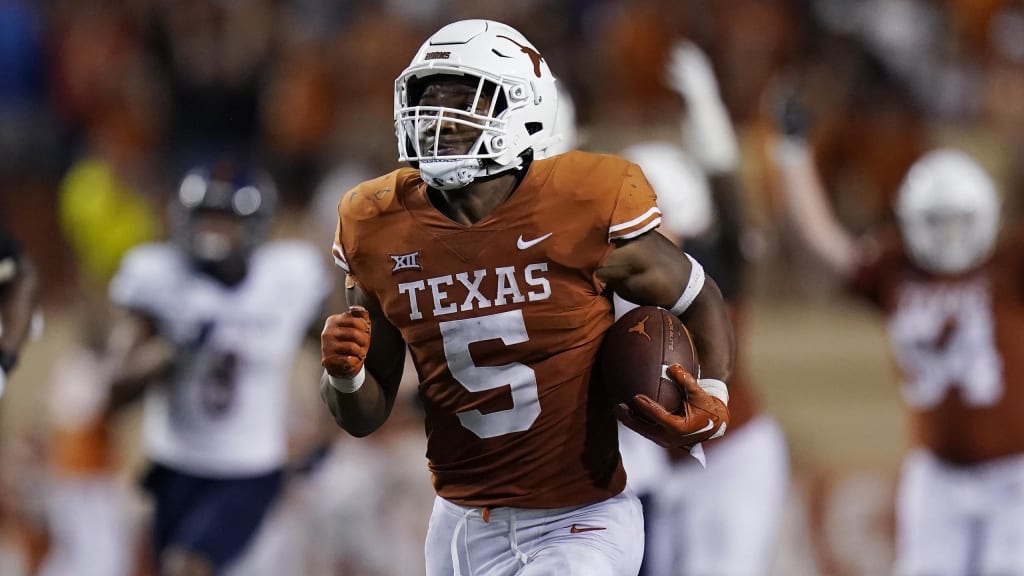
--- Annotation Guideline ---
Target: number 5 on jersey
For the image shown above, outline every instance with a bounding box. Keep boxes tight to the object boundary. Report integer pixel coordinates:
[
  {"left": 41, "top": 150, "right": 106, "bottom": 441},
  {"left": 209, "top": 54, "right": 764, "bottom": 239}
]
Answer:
[{"left": 439, "top": 310, "right": 541, "bottom": 438}]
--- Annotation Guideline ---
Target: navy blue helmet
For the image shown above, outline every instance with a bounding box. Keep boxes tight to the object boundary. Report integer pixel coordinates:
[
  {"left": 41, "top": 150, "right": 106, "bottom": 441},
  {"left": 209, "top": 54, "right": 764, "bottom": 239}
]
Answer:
[{"left": 171, "top": 162, "right": 277, "bottom": 265}]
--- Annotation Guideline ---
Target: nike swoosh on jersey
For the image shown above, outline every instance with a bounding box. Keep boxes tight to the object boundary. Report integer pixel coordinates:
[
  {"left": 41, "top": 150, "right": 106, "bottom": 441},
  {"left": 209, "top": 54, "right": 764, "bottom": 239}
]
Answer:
[
  {"left": 569, "top": 524, "right": 607, "bottom": 534},
  {"left": 517, "top": 232, "right": 553, "bottom": 250}
]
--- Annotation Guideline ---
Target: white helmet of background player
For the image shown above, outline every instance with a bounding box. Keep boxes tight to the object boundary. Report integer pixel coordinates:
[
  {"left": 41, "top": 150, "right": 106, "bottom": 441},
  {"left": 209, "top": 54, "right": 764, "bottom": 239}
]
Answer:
[
  {"left": 171, "top": 162, "right": 277, "bottom": 266},
  {"left": 896, "top": 148, "right": 1000, "bottom": 274},
  {"left": 395, "top": 19, "right": 559, "bottom": 190},
  {"left": 622, "top": 142, "right": 714, "bottom": 239}
]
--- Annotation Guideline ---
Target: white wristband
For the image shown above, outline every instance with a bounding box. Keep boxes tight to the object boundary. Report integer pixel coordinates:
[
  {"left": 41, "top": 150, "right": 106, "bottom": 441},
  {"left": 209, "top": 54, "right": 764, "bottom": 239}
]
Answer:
[
  {"left": 669, "top": 254, "right": 705, "bottom": 316},
  {"left": 697, "top": 377, "right": 729, "bottom": 406},
  {"left": 699, "top": 378, "right": 728, "bottom": 440},
  {"left": 327, "top": 367, "right": 366, "bottom": 394}
]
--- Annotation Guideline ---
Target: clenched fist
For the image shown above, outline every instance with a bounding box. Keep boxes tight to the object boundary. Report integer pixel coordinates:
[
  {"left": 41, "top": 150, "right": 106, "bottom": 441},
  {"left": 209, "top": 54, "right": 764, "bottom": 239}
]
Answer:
[
  {"left": 321, "top": 306, "right": 372, "bottom": 378},
  {"left": 614, "top": 364, "right": 729, "bottom": 449}
]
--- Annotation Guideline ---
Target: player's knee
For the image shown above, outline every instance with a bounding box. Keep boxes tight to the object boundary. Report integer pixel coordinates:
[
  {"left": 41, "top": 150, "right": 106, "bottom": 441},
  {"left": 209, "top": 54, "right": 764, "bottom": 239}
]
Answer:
[{"left": 160, "top": 548, "right": 214, "bottom": 576}]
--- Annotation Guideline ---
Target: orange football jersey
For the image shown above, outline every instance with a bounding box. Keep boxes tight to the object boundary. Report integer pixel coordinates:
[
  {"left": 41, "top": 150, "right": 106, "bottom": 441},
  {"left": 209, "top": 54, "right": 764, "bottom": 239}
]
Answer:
[
  {"left": 333, "top": 151, "right": 662, "bottom": 508},
  {"left": 852, "top": 229, "right": 1024, "bottom": 464}
]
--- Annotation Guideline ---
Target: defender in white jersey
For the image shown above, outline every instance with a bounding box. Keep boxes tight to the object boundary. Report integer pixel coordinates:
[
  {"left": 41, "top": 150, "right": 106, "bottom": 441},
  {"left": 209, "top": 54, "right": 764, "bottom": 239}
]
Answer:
[{"left": 105, "top": 163, "right": 329, "bottom": 576}]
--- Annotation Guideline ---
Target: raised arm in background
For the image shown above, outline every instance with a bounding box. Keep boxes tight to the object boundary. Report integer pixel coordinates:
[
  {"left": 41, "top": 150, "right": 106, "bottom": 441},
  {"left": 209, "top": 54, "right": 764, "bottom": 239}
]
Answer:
[{"left": 767, "top": 89, "right": 860, "bottom": 278}]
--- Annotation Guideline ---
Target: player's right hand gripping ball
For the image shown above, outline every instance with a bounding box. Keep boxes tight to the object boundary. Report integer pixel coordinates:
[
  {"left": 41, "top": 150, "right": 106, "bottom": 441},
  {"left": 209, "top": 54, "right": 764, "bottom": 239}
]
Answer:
[
  {"left": 615, "top": 364, "right": 729, "bottom": 449},
  {"left": 321, "top": 306, "right": 372, "bottom": 378},
  {"left": 597, "top": 305, "right": 728, "bottom": 448}
]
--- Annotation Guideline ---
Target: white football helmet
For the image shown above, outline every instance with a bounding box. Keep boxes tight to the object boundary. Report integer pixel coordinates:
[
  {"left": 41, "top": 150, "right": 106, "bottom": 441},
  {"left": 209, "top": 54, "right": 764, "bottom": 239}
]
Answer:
[
  {"left": 534, "top": 82, "right": 576, "bottom": 159},
  {"left": 621, "top": 142, "right": 714, "bottom": 238},
  {"left": 896, "top": 149, "right": 1000, "bottom": 274},
  {"left": 395, "top": 19, "right": 559, "bottom": 190}
]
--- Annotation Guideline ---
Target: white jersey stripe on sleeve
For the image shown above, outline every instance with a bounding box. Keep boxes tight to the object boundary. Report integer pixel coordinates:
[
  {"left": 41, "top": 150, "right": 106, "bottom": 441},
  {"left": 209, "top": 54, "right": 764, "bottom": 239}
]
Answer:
[
  {"left": 332, "top": 243, "right": 350, "bottom": 272},
  {"left": 608, "top": 208, "right": 662, "bottom": 242},
  {"left": 609, "top": 206, "right": 662, "bottom": 233},
  {"left": 613, "top": 216, "right": 661, "bottom": 241}
]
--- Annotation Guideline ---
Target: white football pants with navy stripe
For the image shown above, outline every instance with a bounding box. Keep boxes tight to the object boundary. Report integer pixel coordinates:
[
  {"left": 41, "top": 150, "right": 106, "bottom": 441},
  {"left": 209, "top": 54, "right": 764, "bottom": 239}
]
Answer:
[{"left": 425, "top": 488, "right": 644, "bottom": 576}]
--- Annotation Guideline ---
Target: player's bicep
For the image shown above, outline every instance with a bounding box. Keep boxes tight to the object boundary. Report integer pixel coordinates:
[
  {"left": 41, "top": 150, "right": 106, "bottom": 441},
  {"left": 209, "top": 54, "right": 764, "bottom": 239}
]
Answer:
[{"left": 598, "top": 232, "right": 691, "bottom": 307}]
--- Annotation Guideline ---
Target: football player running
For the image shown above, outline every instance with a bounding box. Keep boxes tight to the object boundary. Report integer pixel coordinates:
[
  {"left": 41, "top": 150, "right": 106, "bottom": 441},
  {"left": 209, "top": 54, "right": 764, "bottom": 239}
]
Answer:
[
  {"left": 104, "top": 163, "right": 330, "bottom": 576},
  {"left": 320, "top": 19, "right": 735, "bottom": 576},
  {"left": 771, "top": 106, "right": 1024, "bottom": 575}
]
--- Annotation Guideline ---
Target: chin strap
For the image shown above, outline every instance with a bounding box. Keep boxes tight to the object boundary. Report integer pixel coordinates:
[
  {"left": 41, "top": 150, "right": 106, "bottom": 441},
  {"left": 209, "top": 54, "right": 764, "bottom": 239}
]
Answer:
[
  {"left": 419, "top": 158, "right": 481, "bottom": 190},
  {"left": 419, "top": 156, "right": 525, "bottom": 191}
]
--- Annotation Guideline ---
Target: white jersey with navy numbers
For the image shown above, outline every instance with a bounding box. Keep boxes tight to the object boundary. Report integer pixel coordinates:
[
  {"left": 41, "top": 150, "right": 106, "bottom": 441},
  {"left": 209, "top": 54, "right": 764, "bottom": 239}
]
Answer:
[{"left": 110, "top": 241, "right": 329, "bottom": 476}]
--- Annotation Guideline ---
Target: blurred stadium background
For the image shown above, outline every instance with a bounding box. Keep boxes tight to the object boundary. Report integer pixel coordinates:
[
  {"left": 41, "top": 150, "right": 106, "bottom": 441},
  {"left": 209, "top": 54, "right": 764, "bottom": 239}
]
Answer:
[{"left": 1, "top": 0, "right": 1022, "bottom": 574}]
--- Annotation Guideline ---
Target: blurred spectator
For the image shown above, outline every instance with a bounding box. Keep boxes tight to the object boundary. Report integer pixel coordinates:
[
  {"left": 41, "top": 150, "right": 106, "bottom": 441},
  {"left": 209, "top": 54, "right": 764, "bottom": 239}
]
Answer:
[
  {"left": 0, "top": 0, "right": 54, "bottom": 178},
  {"left": 144, "top": 0, "right": 275, "bottom": 171},
  {"left": 0, "top": 225, "right": 38, "bottom": 399},
  {"left": 711, "top": 0, "right": 806, "bottom": 124},
  {"left": 262, "top": 40, "right": 336, "bottom": 206},
  {"left": 322, "top": 4, "right": 426, "bottom": 169},
  {"left": 58, "top": 159, "right": 162, "bottom": 292},
  {"left": 805, "top": 40, "right": 928, "bottom": 229}
]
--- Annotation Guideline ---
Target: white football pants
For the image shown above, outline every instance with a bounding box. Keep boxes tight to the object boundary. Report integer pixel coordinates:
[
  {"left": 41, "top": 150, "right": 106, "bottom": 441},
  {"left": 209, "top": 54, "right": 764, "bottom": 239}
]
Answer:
[
  {"left": 38, "top": 475, "right": 131, "bottom": 576},
  {"left": 426, "top": 488, "right": 644, "bottom": 576},
  {"left": 895, "top": 448, "right": 1024, "bottom": 576},
  {"left": 642, "top": 415, "right": 789, "bottom": 576}
]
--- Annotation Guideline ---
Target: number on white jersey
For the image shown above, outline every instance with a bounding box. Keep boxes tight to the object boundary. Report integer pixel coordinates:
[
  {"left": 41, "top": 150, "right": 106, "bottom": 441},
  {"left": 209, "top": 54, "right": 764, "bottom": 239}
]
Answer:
[{"left": 201, "top": 350, "right": 238, "bottom": 416}]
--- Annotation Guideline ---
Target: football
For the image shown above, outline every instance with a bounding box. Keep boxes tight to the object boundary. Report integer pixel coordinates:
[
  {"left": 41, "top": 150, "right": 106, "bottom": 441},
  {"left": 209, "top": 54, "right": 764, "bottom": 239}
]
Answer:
[{"left": 596, "top": 305, "right": 699, "bottom": 416}]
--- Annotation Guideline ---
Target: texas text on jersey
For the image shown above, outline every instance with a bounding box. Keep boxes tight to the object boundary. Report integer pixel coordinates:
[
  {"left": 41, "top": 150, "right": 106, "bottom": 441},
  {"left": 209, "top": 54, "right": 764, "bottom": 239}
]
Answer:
[{"left": 334, "top": 150, "right": 661, "bottom": 508}]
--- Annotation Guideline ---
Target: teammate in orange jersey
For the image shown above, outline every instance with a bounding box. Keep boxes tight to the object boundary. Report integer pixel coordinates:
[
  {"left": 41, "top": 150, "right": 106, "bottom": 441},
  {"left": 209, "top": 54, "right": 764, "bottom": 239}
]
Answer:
[
  {"left": 320, "top": 19, "right": 736, "bottom": 576},
  {"left": 771, "top": 115, "right": 1024, "bottom": 574}
]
